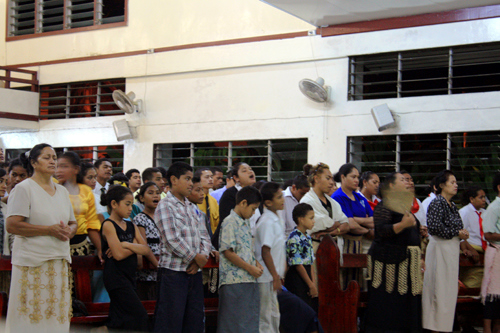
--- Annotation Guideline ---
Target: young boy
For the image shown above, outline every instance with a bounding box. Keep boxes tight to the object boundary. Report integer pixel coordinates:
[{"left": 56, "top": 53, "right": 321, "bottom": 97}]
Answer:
[
  {"left": 255, "top": 182, "right": 286, "bottom": 333},
  {"left": 153, "top": 162, "right": 212, "bottom": 332},
  {"left": 218, "top": 186, "right": 264, "bottom": 333}
]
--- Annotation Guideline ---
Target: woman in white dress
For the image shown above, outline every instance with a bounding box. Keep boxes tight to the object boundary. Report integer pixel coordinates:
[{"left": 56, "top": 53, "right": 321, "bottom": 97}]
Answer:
[
  {"left": 422, "top": 170, "right": 469, "bottom": 332},
  {"left": 5, "top": 143, "right": 77, "bottom": 333}
]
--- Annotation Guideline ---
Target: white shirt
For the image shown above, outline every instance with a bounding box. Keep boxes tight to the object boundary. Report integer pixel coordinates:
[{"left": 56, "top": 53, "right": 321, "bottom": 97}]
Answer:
[
  {"left": 93, "top": 181, "right": 109, "bottom": 214},
  {"left": 459, "top": 203, "right": 486, "bottom": 248},
  {"left": 254, "top": 208, "right": 286, "bottom": 283},
  {"left": 414, "top": 198, "right": 427, "bottom": 227},
  {"left": 421, "top": 192, "right": 436, "bottom": 214},
  {"left": 300, "top": 190, "right": 349, "bottom": 235},
  {"left": 278, "top": 186, "right": 299, "bottom": 238}
]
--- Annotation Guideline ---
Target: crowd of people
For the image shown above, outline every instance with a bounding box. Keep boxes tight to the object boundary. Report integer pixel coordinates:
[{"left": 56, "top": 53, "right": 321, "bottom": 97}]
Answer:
[{"left": 0, "top": 144, "right": 499, "bottom": 333}]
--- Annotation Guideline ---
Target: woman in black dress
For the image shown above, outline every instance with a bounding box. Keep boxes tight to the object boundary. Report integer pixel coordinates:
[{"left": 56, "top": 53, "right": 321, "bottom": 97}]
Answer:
[{"left": 364, "top": 172, "right": 423, "bottom": 333}]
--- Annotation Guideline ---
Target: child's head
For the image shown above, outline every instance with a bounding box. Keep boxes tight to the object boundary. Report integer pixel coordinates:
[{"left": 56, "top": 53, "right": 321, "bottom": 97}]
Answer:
[
  {"left": 187, "top": 176, "right": 205, "bottom": 205},
  {"left": 137, "top": 181, "right": 161, "bottom": 210},
  {"left": 167, "top": 162, "right": 193, "bottom": 198},
  {"left": 260, "top": 181, "right": 284, "bottom": 212},
  {"left": 235, "top": 186, "right": 262, "bottom": 219},
  {"left": 231, "top": 162, "right": 256, "bottom": 187},
  {"left": 292, "top": 203, "right": 315, "bottom": 231},
  {"left": 100, "top": 185, "right": 133, "bottom": 218}
]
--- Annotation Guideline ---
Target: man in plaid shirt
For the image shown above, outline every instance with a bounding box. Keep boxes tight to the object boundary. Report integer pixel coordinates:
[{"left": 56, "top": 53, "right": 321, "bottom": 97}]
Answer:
[{"left": 153, "top": 162, "right": 212, "bottom": 332}]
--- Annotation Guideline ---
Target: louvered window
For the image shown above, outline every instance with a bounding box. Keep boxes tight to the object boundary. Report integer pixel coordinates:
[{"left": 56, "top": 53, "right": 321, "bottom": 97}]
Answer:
[
  {"left": 348, "top": 131, "right": 500, "bottom": 200},
  {"left": 8, "top": 0, "right": 125, "bottom": 37},
  {"left": 39, "top": 78, "right": 125, "bottom": 119},
  {"left": 349, "top": 42, "right": 500, "bottom": 100},
  {"left": 154, "top": 139, "right": 308, "bottom": 183},
  {"left": 6, "top": 145, "right": 124, "bottom": 174}
]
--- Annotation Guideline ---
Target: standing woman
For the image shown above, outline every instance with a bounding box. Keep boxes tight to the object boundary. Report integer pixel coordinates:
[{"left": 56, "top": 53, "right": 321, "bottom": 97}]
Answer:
[
  {"left": 422, "top": 170, "right": 469, "bottom": 333},
  {"left": 80, "top": 162, "right": 97, "bottom": 190},
  {"left": 56, "top": 152, "right": 102, "bottom": 259},
  {"left": 332, "top": 163, "right": 373, "bottom": 286},
  {"left": 5, "top": 143, "right": 77, "bottom": 333},
  {"left": 364, "top": 172, "right": 423, "bottom": 333},
  {"left": 359, "top": 171, "right": 381, "bottom": 211},
  {"left": 300, "top": 163, "right": 350, "bottom": 285}
]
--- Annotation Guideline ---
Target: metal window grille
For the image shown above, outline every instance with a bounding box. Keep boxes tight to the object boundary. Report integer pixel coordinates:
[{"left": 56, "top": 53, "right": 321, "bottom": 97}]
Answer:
[
  {"left": 6, "top": 145, "right": 124, "bottom": 174},
  {"left": 348, "top": 131, "right": 500, "bottom": 200},
  {"left": 39, "top": 78, "right": 125, "bottom": 119},
  {"left": 8, "top": 0, "right": 125, "bottom": 37},
  {"left": 349, "top": 42, "right": 500, "bottom": 100},
  {"left": 154, "top": 139, "right": 308, "bottom": 183}
]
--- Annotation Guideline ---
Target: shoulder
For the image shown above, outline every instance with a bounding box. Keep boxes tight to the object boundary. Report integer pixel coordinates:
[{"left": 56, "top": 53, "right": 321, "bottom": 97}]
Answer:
[
  {"left": 208, "top": 194, "right": 218, "bottom": 206},
  {"left": 55, "top": 183, "right": 70, "bottom": 196}
]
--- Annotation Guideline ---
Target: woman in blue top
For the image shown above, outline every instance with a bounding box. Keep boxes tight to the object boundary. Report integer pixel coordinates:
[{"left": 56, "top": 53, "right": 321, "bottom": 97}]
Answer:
[{"left": 331, "top": 163, "right": 374, "bottom": 288}]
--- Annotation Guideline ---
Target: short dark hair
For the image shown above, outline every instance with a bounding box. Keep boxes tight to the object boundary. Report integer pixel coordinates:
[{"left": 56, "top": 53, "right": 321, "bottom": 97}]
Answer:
[
  {"left": 333, "top": 163, "right": 358, "bottom": 183},
  {"left": 210, "top": 167, "right": 223, "bottom": 175},
  {"left": 80, "top": 162, "right": 96, "bottom": 179},
  {"left": 19, "top": 143, "right": 52, "bottom": 175},
  {"left": 260, "top": 181, "right": 281, "bottom": 202},
  {"left": 8, "top": 158, "right": 25, "bottom": 173},
  {"left": 125, "top": 168, "right": 140, "bottom": 180},
  {"left": 434, "top": 170, "right": 455, "bottom": 195},
  {"left": 292, "top": 174, "right": 309, "bottom": 190},
  {"left": 94, "top": 158, "right": 111, "bottom": 169},
  {"left": 292, "top": 203, "right": 314, "bottom": 225},
  {"left": 142, "top": 167, "right": 161, "bottom": 182},
  {"left": 58, "top": 151, "right": 82, "bottom": 183},
  {"left": 136, "top": 181, "right": 160, "bottom": 203},
  {"left": 360, "top": 171, "right": 377, "bottom": 188},
  {"left": 100, "top": 185, "right": 132, "bottom": 212},
  {"left": 166, "top": 162, "right": 193, "bottom": 186},
  {"left": 194, "top": 167, "right": 211, "bottom": 179},
  {"left": 461, "top": 185, "right": 483, "bottom": 206},
  {"left": 0, "top": 167, "right": 6, "bottom": 179},
  {"left": 192, "top": 176, "right": 201, "bottom": 185},
  {"left": 236, "top": 186, "right": 262, "bottom": 205},
  {"left": 493, "top": 173, "right": 500, "bottom": 194},
  {"left": 157, "top": 167, "right": 168, "bottom": 179}
]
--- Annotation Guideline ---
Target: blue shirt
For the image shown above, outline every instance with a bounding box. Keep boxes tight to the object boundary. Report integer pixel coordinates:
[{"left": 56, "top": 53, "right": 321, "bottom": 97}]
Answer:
[
  {"left": 286, "top": 228, "right": 315, "bottom": 266},
  {"left": 331, "top": 187, "right": 373, "bottom": 219},
  {"left": 210, "top": 186, "right": 228, "bottom": 204}
]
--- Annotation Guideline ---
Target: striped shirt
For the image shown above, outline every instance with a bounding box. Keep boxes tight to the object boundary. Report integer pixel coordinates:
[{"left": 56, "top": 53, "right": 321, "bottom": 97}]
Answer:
[{"left": 154, "top": 191, "right": 212, "bottom": 271}]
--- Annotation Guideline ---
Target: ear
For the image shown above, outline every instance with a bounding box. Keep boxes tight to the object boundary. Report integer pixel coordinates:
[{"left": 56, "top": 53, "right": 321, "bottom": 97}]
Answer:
[
  {"left": 170, "top": 175, "right": 178, "bottom": 187},
  {"left": 110, "top": 199, "right": 118, "bottom": 209},
  {"left": 264, "top": 199, "right": 273, "bottom": 207},
  {"left": 239, "top": 199, "right": 248, "bottom": 207}
]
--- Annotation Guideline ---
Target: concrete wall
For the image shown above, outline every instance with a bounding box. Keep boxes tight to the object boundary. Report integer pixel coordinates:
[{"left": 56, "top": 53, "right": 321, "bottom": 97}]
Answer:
[{"left": 1, "top": 0, "right": 500, "bottom": 174}]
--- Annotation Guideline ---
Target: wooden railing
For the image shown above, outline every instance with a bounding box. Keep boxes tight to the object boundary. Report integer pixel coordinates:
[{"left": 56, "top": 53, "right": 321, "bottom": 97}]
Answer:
[{"left": 0, "top": 66, "right": 38, "bottom": 92}]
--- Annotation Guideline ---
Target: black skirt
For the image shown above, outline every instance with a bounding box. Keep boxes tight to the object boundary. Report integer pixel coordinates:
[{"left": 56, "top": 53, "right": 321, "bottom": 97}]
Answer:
[{"left": 284, "top": 264, "right": 318, "bottom": 313}]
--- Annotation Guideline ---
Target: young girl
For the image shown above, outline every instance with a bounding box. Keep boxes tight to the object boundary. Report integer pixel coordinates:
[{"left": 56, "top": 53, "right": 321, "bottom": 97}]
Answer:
[
  {"left": 285, "top": 203, "right": 318, "bottom": 312},
  {"left": 100, "top": 185, "right": 155, "bottom": 331},
  {"left": 133, "top": 182, "right": 160, "bottom": 300},
  {"left": 80, "top": 162, "right": 97, "bottom": 190}
]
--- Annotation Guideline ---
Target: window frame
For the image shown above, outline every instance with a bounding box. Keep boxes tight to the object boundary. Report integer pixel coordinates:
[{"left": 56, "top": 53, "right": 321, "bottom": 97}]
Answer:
[{"left": 6, "top": 0, "right": 128, "bottom": 41}]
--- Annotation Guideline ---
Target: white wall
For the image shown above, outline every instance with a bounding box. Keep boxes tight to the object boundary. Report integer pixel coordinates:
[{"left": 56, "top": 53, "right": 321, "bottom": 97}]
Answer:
[{"left": 2, "top": 9, "right": 500, "bottom": 174}]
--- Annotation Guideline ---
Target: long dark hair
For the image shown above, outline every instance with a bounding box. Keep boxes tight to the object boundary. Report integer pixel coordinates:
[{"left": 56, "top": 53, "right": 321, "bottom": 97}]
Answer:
[{"left": 100, "top": 185, "right": 133, "bottom": 213}]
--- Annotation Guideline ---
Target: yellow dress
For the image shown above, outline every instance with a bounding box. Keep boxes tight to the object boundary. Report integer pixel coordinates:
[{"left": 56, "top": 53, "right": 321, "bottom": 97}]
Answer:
[
  {"left": 69, "top": 184, "right": 100, "bottom": 255},
  {"left": 198, "top": 193, "right": 220, "bottom": 234}
]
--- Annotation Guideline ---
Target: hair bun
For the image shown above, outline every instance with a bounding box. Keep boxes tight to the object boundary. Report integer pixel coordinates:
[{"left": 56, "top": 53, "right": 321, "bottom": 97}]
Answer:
[{"left": 303, "top": 164, "right": 313, "bottom": 176}]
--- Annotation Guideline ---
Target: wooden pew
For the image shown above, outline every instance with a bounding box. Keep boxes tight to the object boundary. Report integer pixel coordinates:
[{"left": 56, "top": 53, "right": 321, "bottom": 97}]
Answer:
[{"left": 316, "top": 236, "right": 484, "bottom": 333}]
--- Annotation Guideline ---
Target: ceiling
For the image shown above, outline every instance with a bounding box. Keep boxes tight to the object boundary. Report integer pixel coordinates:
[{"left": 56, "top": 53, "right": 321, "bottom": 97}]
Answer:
[{"left": 261, "top": 0, "right": 500, "bottom": 27}]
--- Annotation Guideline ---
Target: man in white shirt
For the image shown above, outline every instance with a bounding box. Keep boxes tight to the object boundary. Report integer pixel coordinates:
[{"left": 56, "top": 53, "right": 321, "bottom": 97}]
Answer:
[
  {"left": 93, "top": 158, "right": 113, "bottom": 216},
  {"left": 459, "top": 186, "right": 487, "bottom": 288},
  {"left": 278, "top": 174, "right": 310, "bottom": 238}
]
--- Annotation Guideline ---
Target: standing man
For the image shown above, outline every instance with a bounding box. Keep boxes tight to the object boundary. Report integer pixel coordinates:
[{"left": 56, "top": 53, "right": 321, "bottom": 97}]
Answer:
[
  {"left": 279, "top": 174, "right": 310, "bottom": 238},
  {"left": 210, "top": 167, "right": 224, "bottom": 191},
  {"left": 93, "top": 158, "right": 113, "bottom": 218},
  {"left": 153, "top": 162, "right": 211, "bottom": 332},
  {"left": 194, "top": 167, "right": 220, "bottom": 235},
  {"left": 211, "top": 170, "right": 236, "bottom": 204}
]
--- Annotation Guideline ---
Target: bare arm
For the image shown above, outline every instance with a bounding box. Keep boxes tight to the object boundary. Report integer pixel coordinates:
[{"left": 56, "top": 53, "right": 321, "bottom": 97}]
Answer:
[
  {"left": 348, "top": 218, "right": 370, "bottom": 234},
  {"left": 88, "top": 229, "right": 103, "bottom": 262},
  {"left": 352, "top": 216, "right": 374, "bottom": 228},
  {"left": 7, "top": 215, "right": 73, "bottom": 241},
  {"left": 102, "top": 222, "right": 134, "bottom": 261},
  {"left": 485, "top": 232, "right": 500, "bottom": 243},
  {"left": 392, "top": 213, "right": 416, "bottom": 234},
  {"left": 262, "top": 246, "right": 282, "bottom": 291}
]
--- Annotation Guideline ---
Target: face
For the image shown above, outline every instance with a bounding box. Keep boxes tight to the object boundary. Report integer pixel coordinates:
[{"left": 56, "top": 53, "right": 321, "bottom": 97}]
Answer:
[
  {"left": 151, "top": 172, "right": 165, "bottom": 189},
  {"left": 265, "top": 188, "right": 285, "bottom": 211},
  {"left": 341, "top": 168, "right": 359, "bottom": 192},
  {"left": 200, "top": 170, "right": 214, "bottom": 190},
  {"left": 170, "top": 171, "right": 193, "bottom": 198},
  {"left": 213, "top": 171, "right": 224, "bottom": 190},
  {"left": 440, "top": 175, "right": 458, "bottom": 197},
  {"left": 391, "top": 173, "right": 409, "bottom": 192},
  {"left": 364, "top": 174, "right": 380, "bottom": 196},
  {"left": 314, "top": 169, "right": 334, "bottom": 194},
  {"left": 8, "top": 165, "right": 28, "bottom": 189},
  {"left": 112, "top": 193, "right": 134, "bottom": 219},
  {"left": 97, "top": 161, "right": 113, "bottom": 181},
  {"left": 291, "top": 185, "right": 310, "bottom": 202},
  {"left": 238, "top": 201, "right": 260, "bottom": 220},
  {"left": 235, "top": 164, "right": 256, "bottom": 187},
  {"left": 141, "top": 185, "right": 161, "bottom": 210},
  {"left": 56, "top": 157, "right": 79, "bottom": 184},
  {"left": 83, "top": 168, "right": 97, "bottom": 189},
  {"left": 298, "top": 210, "right": 315, "bottom": 231},
  {"left": 32, "top": 147, "right": 57, "bottom": 175},
  {"left": 0, "top": 175, "right": 7, "bottom": 197},
  {"left": 470, "top": 189, "right": 486, "bottom": 210},
  {"left": 187, "top": 182, "right": 205, "bottom": 205},
  {"left": 129, "top": 172, "right": 142, "bottom": 190},
  {"left": 402, "top": 173, "right": 414, "bottom": 193}
]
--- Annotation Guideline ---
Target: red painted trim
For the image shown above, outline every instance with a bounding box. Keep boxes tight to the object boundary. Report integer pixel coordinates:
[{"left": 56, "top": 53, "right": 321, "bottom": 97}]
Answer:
[
  {"left": 318, "top": 4, "right": 500, "bottom": 37},
  {"left": 7, "top": 31, "right": 309, "bottom": 69},
  {"left": 0, "top": 112, "right": 39, "bottom": 122}
]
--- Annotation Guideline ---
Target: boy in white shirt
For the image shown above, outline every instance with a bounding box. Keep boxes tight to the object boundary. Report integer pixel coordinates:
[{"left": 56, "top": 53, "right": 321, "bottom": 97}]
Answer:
[{"left": 254, "top": 182, "right": 286, "bottom": 333}]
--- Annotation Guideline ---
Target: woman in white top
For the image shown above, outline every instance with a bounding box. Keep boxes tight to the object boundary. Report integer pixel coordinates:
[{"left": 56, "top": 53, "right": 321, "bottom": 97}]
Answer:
[
  {"left": 300, "top": 162, "right": 350, "bottom": 285},
  {"left": 6, "top": 143, "right": 77, "bottom": 333}
]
